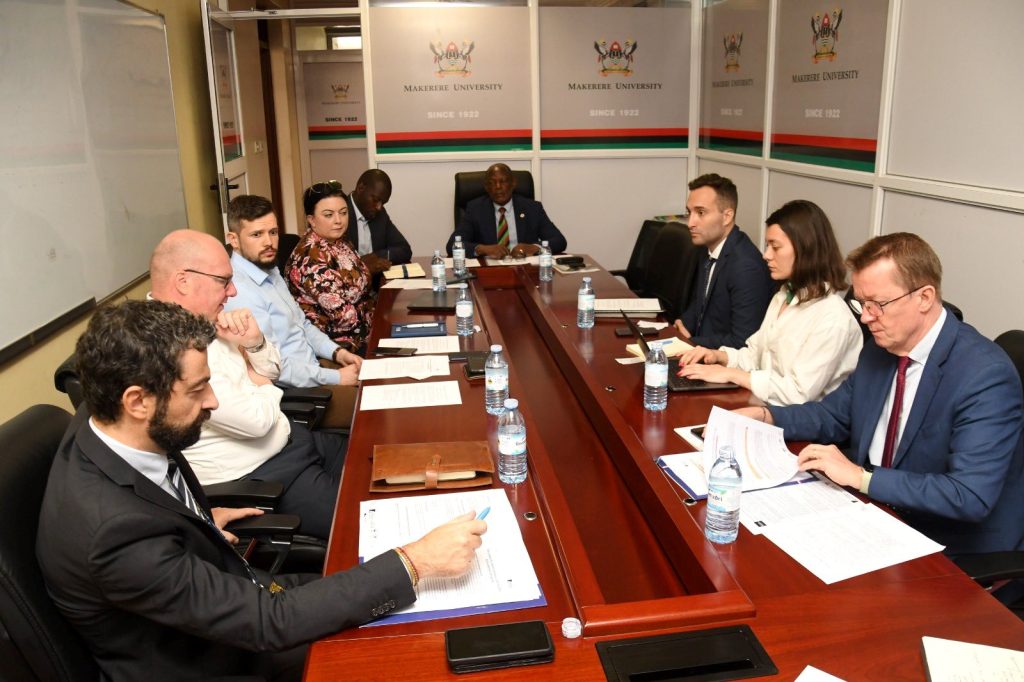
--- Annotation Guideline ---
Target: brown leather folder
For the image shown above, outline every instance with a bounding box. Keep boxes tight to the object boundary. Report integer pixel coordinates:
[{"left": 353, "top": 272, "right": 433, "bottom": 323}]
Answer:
[{"left": 370, "top": 441, "right": 494, "bottom": 493}]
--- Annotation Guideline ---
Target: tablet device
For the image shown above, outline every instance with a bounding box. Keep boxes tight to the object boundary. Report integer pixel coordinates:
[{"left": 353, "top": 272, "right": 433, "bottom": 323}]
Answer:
[{"left": 407, "top": 290, "right": 458, "bottom": 313}]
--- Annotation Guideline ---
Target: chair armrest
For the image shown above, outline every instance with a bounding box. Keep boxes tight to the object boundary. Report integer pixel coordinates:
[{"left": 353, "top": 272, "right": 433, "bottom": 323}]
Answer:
[
  {"left": 226, "top": 513, "right": 301, "bottom": 536},
  {"left": 280, "top": 401, "right": 317, "bottom": 426},
  {"left": 204, "top": 480, "right": 283, "bottom": 509},
  {"left": 281, "top": 387, "right": 332, "bottom": 403},
  {"left": 608, "top": 268, "right": 627, "bottom": 278},
  {"left": 953, "top": 551, "right": 1024, "bottom": 585}
]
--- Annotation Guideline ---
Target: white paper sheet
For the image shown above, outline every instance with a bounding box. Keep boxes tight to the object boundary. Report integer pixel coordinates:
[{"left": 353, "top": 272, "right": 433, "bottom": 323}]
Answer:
[
  {"left": 359, "top": 380, "right": 461, "bottom": 411},
  {"left": 921, "top": 636, "right": 1024, "bottom": 682},
  {"left": 443, "top": 257, "right": 481, "bottom": 269},
  {"left": 381, "top": 279, "right": 459, "bottom": 290},
  {"left": 359, "top": 489, "right": 542, "bottom": 620},
  {"left": 795, "top": 666, "right": 846, "bottom": 682},
  {"left": 594, "top": 298, "right": 663, "bottom": 313},
  {"left": 702, "top": 406, "right": 800, "bottom": 492},
  {"left": 615, "top": 356, "right": 646, "bottom": 365},
  {"left": 673, "top": 424, "right": 706, "bottom": 450},
  {"left": 358, "top": 356, "right": 451, "bottom": 381},
  {"left": 761, "top": 503, "right": 944, "bottom": 584},
  {"left": 378, "top": 336, "right": 461, "bottom": 354},
  {"left": 659, "top": 449, "right": 812, "bottom": 501},
  {"left": 739, "top": 476, "right": 861, "bottom": 535},
  {"left": 638, "top": 321, "right": 669, "bottom": 331}
]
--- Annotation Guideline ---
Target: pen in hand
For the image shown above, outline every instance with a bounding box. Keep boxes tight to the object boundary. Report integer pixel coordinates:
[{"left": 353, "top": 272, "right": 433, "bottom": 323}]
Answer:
[{"left": 476, "top": 507, "right": 491, "bottom": 521}]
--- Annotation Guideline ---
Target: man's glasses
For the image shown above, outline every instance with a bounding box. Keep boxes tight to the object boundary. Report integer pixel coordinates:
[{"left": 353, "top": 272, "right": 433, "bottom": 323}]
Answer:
[
  {"left": 848, "top": 285, "right": 925, "bottom": 317},
  {"left": 184, "top": 268, "right": 232, "bottom": 290}
]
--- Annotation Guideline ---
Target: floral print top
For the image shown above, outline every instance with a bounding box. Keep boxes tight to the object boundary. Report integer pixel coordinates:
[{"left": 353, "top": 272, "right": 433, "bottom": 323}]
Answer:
[{"left": 287, "top": 228, "right": 374, "bottom": 351}]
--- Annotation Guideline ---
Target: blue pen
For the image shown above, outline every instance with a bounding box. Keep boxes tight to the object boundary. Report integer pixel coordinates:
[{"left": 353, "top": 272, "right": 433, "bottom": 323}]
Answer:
[{"left": 476, "top": 507, "right": 491, "bottom": 521}]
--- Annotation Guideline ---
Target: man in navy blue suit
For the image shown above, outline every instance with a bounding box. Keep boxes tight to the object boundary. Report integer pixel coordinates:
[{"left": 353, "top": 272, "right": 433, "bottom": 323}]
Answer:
[
  {"left": 673, "top": 173, "right": 773, "bottom": 349},
  {"left": 447, "top": 163, "right": 567, "bottom": 260},
  {"left": 738, "top": 233, "right": 1024, "bottom": 556}
]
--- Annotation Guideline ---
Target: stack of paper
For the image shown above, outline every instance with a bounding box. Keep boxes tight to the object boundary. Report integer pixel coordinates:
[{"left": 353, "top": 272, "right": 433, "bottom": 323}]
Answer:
[
  {"left": 378, "top": 336, "right": 461, "bottom": 354},
  {"left": 595, "top": 298, "right": 663, "bottom": 318},
  {"left": 443, "top": 257, "right": 481, "bottom": 269},
  {"left": 358, "top": 355, "right": 450, "bottom": 381},
  {"left": 383, "top": 263, "right": 426, "bottom": 279},
  {"left": 359, "top": 488, "right": 545, "bottom": 625},
  {"left": 360, "top": 379, "right": 461, "bottom": 411},
  {"left": 626, "top": 337, "right": 693, "bottom": 359}
]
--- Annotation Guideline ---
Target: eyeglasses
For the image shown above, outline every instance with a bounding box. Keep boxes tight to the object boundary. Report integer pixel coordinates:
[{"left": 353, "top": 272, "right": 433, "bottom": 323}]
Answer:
[
  {"left": 184, "top": 268, "right": 233, "bottom": 290},
  {"left": 848, "top": 285, "right": 925, "bottom": 317}
]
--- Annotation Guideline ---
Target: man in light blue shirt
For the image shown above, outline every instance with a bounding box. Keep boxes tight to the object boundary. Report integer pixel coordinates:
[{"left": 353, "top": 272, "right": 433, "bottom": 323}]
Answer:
[{"left": 224, "top": 195, "right": 361, "bottom": 427}]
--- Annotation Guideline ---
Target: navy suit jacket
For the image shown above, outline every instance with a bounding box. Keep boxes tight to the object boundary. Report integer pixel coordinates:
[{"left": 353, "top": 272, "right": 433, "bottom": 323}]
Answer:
[
  {"left": 679, "top": 227, "right": 774, "bottom": 349},
  {"left": 770, "top": 313, "right": 1024, "bottom": 554},
  {"left": 447, "top": 194, "right": 567, "bottom": 256},
  {"left": 37, "top": 409, "right": 414, "bottom": 681},
  {"left": 346, "top": 195, "right": 412, "bottom": 264}
]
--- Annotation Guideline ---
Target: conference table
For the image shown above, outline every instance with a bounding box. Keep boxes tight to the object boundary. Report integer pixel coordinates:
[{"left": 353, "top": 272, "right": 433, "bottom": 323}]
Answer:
[{"left": 304, "top": 257, "right": 1024, "bottom": 680}]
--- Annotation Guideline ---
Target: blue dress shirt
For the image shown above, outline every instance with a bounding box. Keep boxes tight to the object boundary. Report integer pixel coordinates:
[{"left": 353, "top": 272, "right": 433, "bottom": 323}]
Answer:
[{"left": 226, "top": 251, "right": 341, "bottom": 387}]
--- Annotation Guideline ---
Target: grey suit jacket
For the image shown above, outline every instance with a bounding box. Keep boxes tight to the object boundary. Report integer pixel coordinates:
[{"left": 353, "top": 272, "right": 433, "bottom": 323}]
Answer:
[{"left": 37, "top": 410, "right": 414, "bottom": 681}]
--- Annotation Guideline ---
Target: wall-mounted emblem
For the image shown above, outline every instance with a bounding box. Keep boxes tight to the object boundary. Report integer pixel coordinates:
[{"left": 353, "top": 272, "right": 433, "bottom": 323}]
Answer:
[
  {"left": 594, "top": 40, "right": 637, "bottom": 77},
  {"left": 811, "top": 9, "right": 842, "bottom": 63},
  {"left": 723, "top": 33, "right": 743, "bottom": 72},
  {"left": 430, "top": 41, "right": 475, "bottom": 77},
  {"left": 330, "top": 83, "right": 350, "bottom": 99}
]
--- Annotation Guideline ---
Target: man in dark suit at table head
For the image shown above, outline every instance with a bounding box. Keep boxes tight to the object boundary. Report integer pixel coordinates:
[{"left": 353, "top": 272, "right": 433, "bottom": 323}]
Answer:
[
  {"left": 37, "top": 299, "right": 487, "bottom": 682},
  {"left": 673, "top": 173, "right": 774, "bottom": 349},
  {"left": 348, "top": 169, "right": 412, "bottom": 276},
  {"left": 446, "top": 162, "right": 567, "bottom": 260},
  {"left": 737, "top": 232, "right": 1024, "bottom": 557}
]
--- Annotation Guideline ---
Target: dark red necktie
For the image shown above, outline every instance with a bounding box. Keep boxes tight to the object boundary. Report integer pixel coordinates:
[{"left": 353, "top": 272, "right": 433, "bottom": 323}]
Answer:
[{"left": 881, "top": 356, "right": 912, "bottom": 468}]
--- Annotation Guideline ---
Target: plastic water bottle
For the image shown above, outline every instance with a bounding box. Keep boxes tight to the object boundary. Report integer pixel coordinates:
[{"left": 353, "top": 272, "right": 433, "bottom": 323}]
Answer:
[
  {"left": 431, "top": 250, "right": 446, "bottom": 292},
  {"left": 455, "top": 283, "right": 474, "bottom": 336},
  {"left": 452, "top": 236, "right": 466, "bottom": 276},
  {"left": 484, "top": 344, "right": 509, "bottom": 415},
  {"left": 497, "top": 398, "right": 528, "bottom": 484},
  {"left": 643, "top": 341, "right": 668, "bottom": 411},
  {"left": 705, "top": 445, "right": 742, "bottom": 544},
  {"left": 577, "top": 276, "right": 595, "bottom": 329},
  {"left": 538, "top": 240, "right": 553, "bottom": 282}
]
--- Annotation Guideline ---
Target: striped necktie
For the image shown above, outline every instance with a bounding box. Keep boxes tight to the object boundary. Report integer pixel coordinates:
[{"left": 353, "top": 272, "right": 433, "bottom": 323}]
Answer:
[{"left": 497, "top": 207, "right": 509, "bottom": 247}]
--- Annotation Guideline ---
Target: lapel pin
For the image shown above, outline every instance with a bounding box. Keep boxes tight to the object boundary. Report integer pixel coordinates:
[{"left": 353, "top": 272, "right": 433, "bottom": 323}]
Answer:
[{"left": 519, "top": 213, "right": 525, "bottom": 219}]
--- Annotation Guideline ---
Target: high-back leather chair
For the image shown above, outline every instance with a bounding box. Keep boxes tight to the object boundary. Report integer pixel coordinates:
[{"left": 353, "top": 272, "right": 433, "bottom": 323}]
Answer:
[
  {"left": 276, "top": 232, "right": 301, "bottom": 280},
  {"left": 453, "top": 170, "right": 534, "bottom": 231},
  {"left": 0, "top": 404, "right": 99, "bottom": 681},
  {"left": 642, "top": 222, "right": 701, "bottom": 318},
  {"left": 609, "top": 220, "right": 669, "bottom": 294}
]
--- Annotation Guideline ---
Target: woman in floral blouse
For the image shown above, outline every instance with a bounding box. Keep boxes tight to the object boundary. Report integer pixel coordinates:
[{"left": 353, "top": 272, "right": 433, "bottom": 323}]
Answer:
[{"left": 287, "top": 181, "right": 375, "bottom": 353}]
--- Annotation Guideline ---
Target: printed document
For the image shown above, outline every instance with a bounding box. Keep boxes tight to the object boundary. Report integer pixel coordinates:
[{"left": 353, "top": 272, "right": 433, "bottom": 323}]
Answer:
[
  {"left": 443, "top": 257, "right": 481, "bottom": 269},
  {"left": 359, "top": 355, "right": 450, "bottom": 381},
  {"left": 594, "top": 298, "right": 663, "bottom": 313},
  {"left": 378, "top": 335, "right": 461, "bottom": 354},
  {"left": 761, "top": 503, "right": 944, "bottom": 584},
  {"left": 360, "top": 380, "right": 461, "bottom": 411},
  {"left": 702, "top": 407, "right": 800, "bottom": 492},
  {"left": 381, "top": 279, "right": 458, "bottom": 290},
  {"left": 359, "top": 488, "right": 544, "bottom": 625},
  {"left": 921, "top": 636, "right": 1024, "bottom": 681},
  {"left": 658, "top": 450, "right": 812, "bottom": 501},
  {"left": 739, "top": 476, "right": 860, "bottom": 535}
]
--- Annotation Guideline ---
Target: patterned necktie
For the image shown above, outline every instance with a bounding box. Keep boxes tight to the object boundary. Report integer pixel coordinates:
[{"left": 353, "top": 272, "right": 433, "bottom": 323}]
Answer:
[
  {"left": 497, "top": 207, "right": 509, "bottom": 247},
  {"left": 881, "top": 356, "right": 912, "bottom": 468},
  {"left": 166, "top": 458, "right": 267, "bottom": 590}
]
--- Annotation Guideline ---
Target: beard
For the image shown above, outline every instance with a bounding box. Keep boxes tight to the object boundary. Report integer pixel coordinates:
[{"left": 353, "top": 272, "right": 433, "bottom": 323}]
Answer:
[{"left": 148, "top": 399, "right": 211, "bottom": 453}]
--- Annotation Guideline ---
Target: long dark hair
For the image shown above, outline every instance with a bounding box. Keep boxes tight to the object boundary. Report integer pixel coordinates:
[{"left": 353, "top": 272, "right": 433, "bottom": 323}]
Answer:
[{"left": 765, "top": 200, "right": 847, "bottom": 301}]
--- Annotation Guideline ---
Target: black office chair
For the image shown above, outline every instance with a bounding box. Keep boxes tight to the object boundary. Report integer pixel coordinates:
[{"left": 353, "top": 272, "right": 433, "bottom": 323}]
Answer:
[
  {"left": 952, "top": 329, "right": 1024, "bottom": 619},
  {"left": 276, "top": 231, "right": 301, "bottom": 280},
  {"left": 453, "top": 170, "right": 535, "bottom": 231},
  {"left": 641, "top": 222, "right": 701, "bottom": 319},
  {"left": 609, "top": 220, "right": 668, "bottom": 294}
]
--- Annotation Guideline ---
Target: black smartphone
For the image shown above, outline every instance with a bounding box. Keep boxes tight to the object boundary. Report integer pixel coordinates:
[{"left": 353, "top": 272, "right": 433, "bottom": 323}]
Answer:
[
  {"left": 463, "top": 354, "right": 486, "bottom": 381},
  {"left": 445, "top": 621, "right": 554, "bottom": 674},
  {"left": 555, "top": 256, "right": 584, "bottom": 267},
  {"left": 614, "top": 326, "right": 658, "bottom": 337},
  {"left": 375, "top": 346, "right": 416, "bottom": 357}
]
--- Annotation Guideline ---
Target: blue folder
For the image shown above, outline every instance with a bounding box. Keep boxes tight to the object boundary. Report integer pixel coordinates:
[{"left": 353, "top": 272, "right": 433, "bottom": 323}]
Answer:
[{"left": 390, "top": 321, "right": 447, "bottom": 338}]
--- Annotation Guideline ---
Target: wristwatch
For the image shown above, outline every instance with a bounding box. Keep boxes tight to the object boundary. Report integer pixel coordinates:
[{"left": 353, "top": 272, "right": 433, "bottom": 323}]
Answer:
[{"left": 243, "top": 335, "right": 266, "bottom": 353}]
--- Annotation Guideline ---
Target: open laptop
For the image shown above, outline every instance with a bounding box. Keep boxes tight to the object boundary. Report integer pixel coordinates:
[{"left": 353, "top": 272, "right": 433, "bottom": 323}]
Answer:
[{"left": 620, "top": 310, "right": 740, "bottom": 393}]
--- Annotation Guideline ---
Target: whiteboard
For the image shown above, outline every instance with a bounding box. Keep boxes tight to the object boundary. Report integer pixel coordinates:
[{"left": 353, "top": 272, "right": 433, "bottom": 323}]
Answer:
[{"left": 0, "top": 0, "right": 187, "bottom": 361}]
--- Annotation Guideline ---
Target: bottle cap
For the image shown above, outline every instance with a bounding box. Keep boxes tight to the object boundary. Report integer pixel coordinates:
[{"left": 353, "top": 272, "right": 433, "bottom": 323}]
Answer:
[
  {"left": 542, "top": 240, "right": 549, "bottom": 246},
  {"left": 504, "top": 398, "right": 518, "bottom": 409},
  {"left": 490, "top": 344, "right": 502, "bottom": 353},
  {"left": 583, "top": 276, "right": 592, "bottom": 282},
  {"left": 434, "top": 249, "right": 441, "bottom": 255},
  {"left": 561, "top": 617, "right": 582, "bottom": 639},
  {"left": 459, "top": 283, "right": 468, "bottom": 289}
]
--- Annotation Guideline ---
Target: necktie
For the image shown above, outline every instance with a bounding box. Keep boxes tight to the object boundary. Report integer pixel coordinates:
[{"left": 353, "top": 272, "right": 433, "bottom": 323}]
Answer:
[
  {"left": 497, "top": 207, "right": 509, "bottom": 247},
  {"left": 881, "top": 356, "right": 912, "bottom": 468},
  {"left": 166, "top": 458, "right": 267, "bottom": 590},
  {"left": 695, "top": 257, "right": 716, "bottom": 332}
]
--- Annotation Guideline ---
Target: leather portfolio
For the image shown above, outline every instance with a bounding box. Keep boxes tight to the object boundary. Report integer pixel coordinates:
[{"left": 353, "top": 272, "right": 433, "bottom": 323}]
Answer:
[{"left": 370, "top": 441, "right": 494, "bottom": 493}]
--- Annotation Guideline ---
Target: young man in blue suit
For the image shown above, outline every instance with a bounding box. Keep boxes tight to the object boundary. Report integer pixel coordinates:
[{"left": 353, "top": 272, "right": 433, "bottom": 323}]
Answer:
[
  {"left": 738, "top": 233, "right": 1024, "bottom": 556},
  {"left": 674, "top": 173, "right": 774, "bottom": 349},
  {"left": 446, "top": 163, "right": 567, "bottom": 259}
]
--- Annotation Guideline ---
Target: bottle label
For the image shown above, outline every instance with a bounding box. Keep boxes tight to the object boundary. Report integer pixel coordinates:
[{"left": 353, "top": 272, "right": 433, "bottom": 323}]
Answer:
[
  {"left": 431, "top": 263, "right": 445, "bottom": 279},
  {"left": 499, "top": 431, "right": 526, "bottom": 455},
  {"left": 578, "top": 293, "right": 595, "bottom": 311},
  {"left": 707, "top": 485, "right": 741, "bottom": 512},
  {"left": 456, "top": 301, "right": 473, "bottom": 318},
  {"left": 485, "top": 369, "right": 508, "bottom": 391},
  {"left": 644, "top": 363, "right": 668, "bottom": 387},
  {"left": 539, "top": 254, "right": 552, "bottom": 267}
]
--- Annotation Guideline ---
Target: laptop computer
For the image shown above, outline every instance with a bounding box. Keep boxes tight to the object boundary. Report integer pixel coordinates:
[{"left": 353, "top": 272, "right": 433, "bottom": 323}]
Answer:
[{"left": 620, "top": 310, "right": 740, "bottom": 393}]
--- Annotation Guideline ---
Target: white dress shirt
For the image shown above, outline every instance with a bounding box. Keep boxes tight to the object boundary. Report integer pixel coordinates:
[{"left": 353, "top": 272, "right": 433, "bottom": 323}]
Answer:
[
  {"left": 351, "top": 200, "right": 373, "bottom": 257},
  {"left": 867, "top": 308, "right": 947, "bottom": 466},
  {"left": 722, "top": 289, "right": 863, "bottom": 406},
  {"left": 181, "top": 337, "right": 291, "bottom": 485},
  {"left": 89, "top": 418, "right": 178, "bottom": 499}
]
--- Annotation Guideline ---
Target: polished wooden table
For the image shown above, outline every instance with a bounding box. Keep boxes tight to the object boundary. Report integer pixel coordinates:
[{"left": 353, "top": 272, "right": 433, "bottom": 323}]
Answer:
[{"left": 305, "top": 259, "right": 1024, "bottom": 681}]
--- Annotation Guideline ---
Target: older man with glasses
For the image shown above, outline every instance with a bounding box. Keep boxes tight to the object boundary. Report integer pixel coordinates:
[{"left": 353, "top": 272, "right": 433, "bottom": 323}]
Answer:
[{"left": 736, "top": 232, "right": 1024, "bottom": 559}]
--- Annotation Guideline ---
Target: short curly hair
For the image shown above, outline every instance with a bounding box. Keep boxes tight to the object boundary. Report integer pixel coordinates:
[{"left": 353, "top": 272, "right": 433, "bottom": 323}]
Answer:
[{"left": 76, "top": 300, "right": 216, "bottom": 422}]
